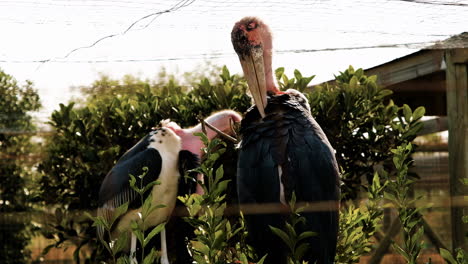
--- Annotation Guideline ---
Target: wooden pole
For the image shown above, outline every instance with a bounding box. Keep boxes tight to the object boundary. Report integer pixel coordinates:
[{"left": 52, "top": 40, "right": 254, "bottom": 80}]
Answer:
[
  {"left": 368, "top": 217, "right": 401, "bottom": 264},
  {"left": 445, "top": 48, "right": 468, "bottom": 252}
]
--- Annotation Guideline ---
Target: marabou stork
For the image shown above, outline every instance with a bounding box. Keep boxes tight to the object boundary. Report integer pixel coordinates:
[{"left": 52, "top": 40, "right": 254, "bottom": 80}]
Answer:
[
  {"left": 97, "top": 110, "right": 241, "bottom": 264},
  {"left": 231, "top": 17, "right": 340, "bottom": 264}
]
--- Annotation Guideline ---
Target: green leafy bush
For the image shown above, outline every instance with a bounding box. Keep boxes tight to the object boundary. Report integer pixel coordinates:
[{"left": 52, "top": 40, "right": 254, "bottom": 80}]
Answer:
[
  {"left": 179, "top": 133, "right": 254, "bottom": 264},
  {"left": 38, "top": 66, "right": 250, "bottom": 210},
  {"left": 38, "top": 65, "right": 426, "bottom": 262},
  {"left": 88, "top": 167, "right": 166, "bottom": 264},
  {"left": 335, "top": 173, "right": 386, "bottom": 263},
  {"left": 269, "top": 193, "right": 317, "bottom": 264},
  {"left": 0, "top": 69, "right": 41, "bottom": 263},
  {"left": 384, "top": 143, "right": 426, "bottom": 263},
  {"left": 307, "top": 66, "right": 424, "bottom": 200},
  {"left": 37, "top": 66, "right": 250, "bottom": 261}
]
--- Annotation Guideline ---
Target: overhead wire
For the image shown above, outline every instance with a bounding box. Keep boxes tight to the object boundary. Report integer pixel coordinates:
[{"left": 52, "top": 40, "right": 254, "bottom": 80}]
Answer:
[{"left": 0, "top": 0, "right": 466, "bottom": 64}]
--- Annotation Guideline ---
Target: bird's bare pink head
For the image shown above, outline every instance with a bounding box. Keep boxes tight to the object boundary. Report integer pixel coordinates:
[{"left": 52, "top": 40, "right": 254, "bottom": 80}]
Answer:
[
  {"left": 231, "top": 17, "right": 278, "bottom": 118},
  {"left": 231, "top": 17, "right": 272, "bottom": 60}
]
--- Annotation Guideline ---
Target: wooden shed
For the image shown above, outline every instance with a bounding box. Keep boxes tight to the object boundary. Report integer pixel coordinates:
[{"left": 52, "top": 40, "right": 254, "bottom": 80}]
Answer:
[{"left": 363, "top": 32, "right": 468, "bottom": 252}]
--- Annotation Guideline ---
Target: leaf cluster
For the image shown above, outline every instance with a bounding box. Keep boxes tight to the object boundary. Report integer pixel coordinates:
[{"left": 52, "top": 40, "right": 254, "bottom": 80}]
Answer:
[
  {"left": 87, "top": 167, "right": 166, "bottom": 264},
  {"left": 36, "top": 64, "right": 430, "bottom": 262},
  {"left": 179, "top": 133, "right": 253, "bottom": 264},
  {"left": 270, "top": 193, "right": 317, "bottom": 264},
  {"left": 384, "top": 143, "right": 427, "bottom": 264},
  {"left": 307, "top": 66, "right": 425, "bottom": 199},
  {"left": 0, "top": 69, "right": 41, "bottom": 263},
  {"left": 38, "top": 66, "right": 251, "bottom": 210},
  {"left": 336, "top": 173, "right": 387, "bottom": 263}
]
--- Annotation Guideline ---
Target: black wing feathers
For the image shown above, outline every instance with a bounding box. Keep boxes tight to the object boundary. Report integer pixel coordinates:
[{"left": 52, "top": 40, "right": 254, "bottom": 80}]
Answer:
[
  {"left": 238, "top": 91, "right": 340, "bottom": 264},
  {"left": 97, "top": 134, "right": 163, "bottom": 239},
  {"left": 177, "top": 150, "right": 200, "bottom": 196},
  {"left": 98, "top": 148, "right": 162, "bottom": 208}
]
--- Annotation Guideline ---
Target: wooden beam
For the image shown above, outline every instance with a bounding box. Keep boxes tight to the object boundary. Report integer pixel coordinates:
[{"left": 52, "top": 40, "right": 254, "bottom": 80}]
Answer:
[
  {"left": 418, "top": 116, "right": 448, "bottom": 136},
  {"left": 445, "top": 48, "right": 468, "bottom": 252},
  {"left": 421, "top": 216, "right": 448, "bottom": 251},
  {"left": 366, "top": 50, "right": 445, "bottom": 87}
]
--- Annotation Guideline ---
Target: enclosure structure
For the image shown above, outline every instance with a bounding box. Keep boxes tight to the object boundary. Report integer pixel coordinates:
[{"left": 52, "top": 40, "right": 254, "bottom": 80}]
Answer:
[{"left": 363, "top": 32, "right": 468, "bottom": 253}]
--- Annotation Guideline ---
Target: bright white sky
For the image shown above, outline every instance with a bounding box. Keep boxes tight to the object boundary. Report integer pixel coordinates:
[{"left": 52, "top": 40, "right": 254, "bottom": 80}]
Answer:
[{"left": 1, "top": 0, "right": 467, "bottom": 122}]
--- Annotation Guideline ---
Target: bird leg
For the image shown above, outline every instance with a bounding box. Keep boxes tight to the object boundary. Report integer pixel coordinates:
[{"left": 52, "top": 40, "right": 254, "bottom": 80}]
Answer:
[
  {"left": 130, "top": 233, "right": 137, "bottom": 264},
  {"left": 160, "top": 228, "right": 170, "bottom": 264}
]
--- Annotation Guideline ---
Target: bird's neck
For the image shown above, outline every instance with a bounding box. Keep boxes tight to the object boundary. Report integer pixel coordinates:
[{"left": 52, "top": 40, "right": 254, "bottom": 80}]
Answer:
[
  {"left": 179, "top": 128, "right": 205, "bottom": 157},
  {"left": 264, "top": 48, "right": 281, "bottom": 94},
  {"left": 178, "top": 110, "right": 240, "bottom": 156},
  {"left": 179, "top": 124, "right": 221, "bottom": 156}
]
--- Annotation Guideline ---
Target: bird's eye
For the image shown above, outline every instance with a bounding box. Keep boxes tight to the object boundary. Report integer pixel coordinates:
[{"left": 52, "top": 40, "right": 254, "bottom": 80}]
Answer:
[{"left": 247, "top": 22, "right": 257, "bottom": 31}]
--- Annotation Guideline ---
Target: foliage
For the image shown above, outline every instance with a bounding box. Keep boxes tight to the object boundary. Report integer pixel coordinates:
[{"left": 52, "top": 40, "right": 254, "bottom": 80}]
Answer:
[
  {"left": 179, "top": 132, "right": 257, "bottom": 264},
  {"left": 275, "top": 67, "right": 315, "bottom": 93},
  {"left": 269, "top": 193, "right": 317, "bottom": 264},
  {"left": 384, "top": 143, "right": 427, "bottom": 263},
  {"left": 38, "top": 64, "right": 429, "bottom": 262},
  {"left": 0, "top": 68, "right": 41, "bottom": 263},
  {"left": 79, "top": 62, "right": 223, "bottom": 105},
  {"left": 38, "top": 66, "right": 250, "bottom": 210},
  {"left": 304, "top": 66, "right": 424, "bottom": 200},
  {"left": 439, "top": 178, "right": 468, "bottom": 264},
  {"left": 0, "top": 68, "right": 41, "bottom": 211},
  {"left": 440, "top": 248, "right": 467, "bottom": 264},
  {"left": 38, "top": 66, "right": 249, "bottom": 261},
  {"left": 335, "top": 173, "right": 387, "bottom": 263},
  {"left": 41, "top": 207, "right": 99, "bottom": 263},
  {"left": 86, "top": 167, "right": 166, "bottom": 264}
]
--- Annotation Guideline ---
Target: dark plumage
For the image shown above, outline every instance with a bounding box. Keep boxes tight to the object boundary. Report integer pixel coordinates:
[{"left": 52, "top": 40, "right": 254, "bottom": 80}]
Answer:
[
  {"left": 232, "top": 17, "right": 340, "bottom": 264},
  {"left": 238, "top": 91, "right": 340, "bottom": 263}
]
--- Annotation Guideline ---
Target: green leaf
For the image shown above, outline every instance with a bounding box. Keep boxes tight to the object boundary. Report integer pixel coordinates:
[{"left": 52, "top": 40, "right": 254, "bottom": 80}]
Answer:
[
  {"left": 144, "top": 223, "right": 165, "bottom": 247},
  {"left": 256, "top": 254, "right": 268, "bottom": 264},
  {"left": 294, "top": 69, "right": 303, "bottom": 80},
  {"left": 132, "top": 225, "right": 145, "bottom": 245},
  {"left": 270, "top": 225, "right": 294, "bottom": 252},
  {"left": 412, "top": 106, "right": 425, "bottom": 121},
  {"left": 355, "top": 68, "right": 364, "bottom": 78},
  {"left": 349, "top": 76, "right": 359, "bottom": 89},
  {"left": 403, "top": 104, "right": 412, "bottom": 123},
  {"left": 297, "top": 231, "right": 317, "bottom": 242},
  {"left": 275, "top": 67, "right": 285, "bottom": 80},
  {"left": 111, "top": 202, "right": 129, "bottom": 227},
  {"left": 439, "top": 248, "right": 457, "bottom": 264},
  {"left": 294, "top": 242, "right": 310, "bottom": 260},
  {"left": 143, "top": 248, "right": 157, "bottom": 264},
  {"left": 142, "top": 193, "right": 153, "bottom": 218},
  {"left": 142, "top": 180, "right": 160, "bottom": 194},
  {"left": 214, "top": 165, "right": 224, "bottom": 183},
  {"left": 393, "top": 243, "right": 410, "bottom": 261},
  {"left": 129, "top": 174, "right": 137, "bottom": 190},
  {"left": 112, "top": 231, "right": 129, "bottom": 255},
  {"left": 117, "top": 256, "right": 131, "bottom": 264},
  {"left": 285, "top": 222, "right": 297, "bottom": 238}
]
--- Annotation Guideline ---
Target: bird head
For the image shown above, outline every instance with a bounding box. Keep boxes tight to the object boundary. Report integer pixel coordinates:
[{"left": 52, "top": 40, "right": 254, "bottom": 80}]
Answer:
[
  {"left": 164, "top": 110, "right": 242, "bottom": 156},
  {"left": 231, "top": 17, "right": 279, "bottom": 117}
]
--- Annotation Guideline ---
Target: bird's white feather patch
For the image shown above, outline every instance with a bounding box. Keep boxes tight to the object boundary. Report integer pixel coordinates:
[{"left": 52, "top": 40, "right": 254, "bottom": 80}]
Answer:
[
  {"left": 278, "top": 166, "right": 286, "bottom": 205},
  {"left": 115, "top": 126, "right": 182, "bottom": 233}
]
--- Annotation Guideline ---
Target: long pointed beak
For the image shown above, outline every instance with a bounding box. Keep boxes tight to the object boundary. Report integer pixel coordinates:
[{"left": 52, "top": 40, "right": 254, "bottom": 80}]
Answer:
[{"left": 239, "top": 46, "right": 267, "bottom": 118}]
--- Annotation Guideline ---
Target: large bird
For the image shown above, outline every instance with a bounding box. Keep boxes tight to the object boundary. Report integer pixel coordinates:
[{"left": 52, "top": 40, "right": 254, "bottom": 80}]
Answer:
[
  {"left": 231, "top": 17, "right": 340, "bottom": 264},
  {"left": 97, "top": 110, "right": 241, "bottom": 264}
]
